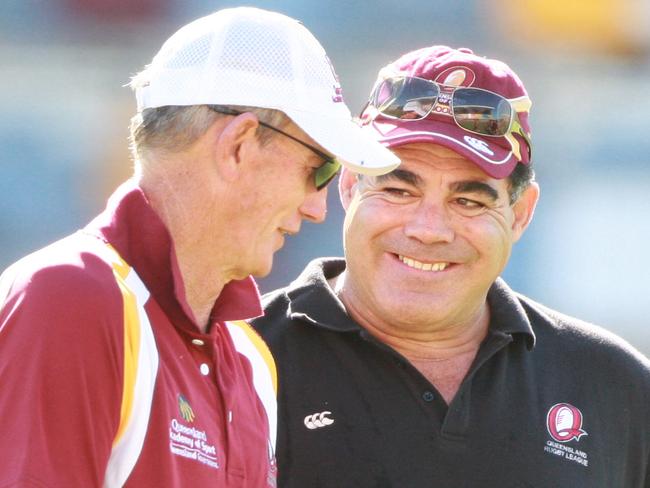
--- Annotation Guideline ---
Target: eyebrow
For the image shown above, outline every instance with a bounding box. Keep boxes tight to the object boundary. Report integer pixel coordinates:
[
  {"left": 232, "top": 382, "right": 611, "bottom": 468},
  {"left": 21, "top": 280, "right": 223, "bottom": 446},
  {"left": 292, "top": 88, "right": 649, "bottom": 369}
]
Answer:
[
  {"left": 450, "top": 180, "right": 500, "bottom": 201},
  {"left": 373, "top": 169, "right": 423, "bottom": 186},
  {"left": 372, "top": 171, "right": 500, "bottom": 201}
]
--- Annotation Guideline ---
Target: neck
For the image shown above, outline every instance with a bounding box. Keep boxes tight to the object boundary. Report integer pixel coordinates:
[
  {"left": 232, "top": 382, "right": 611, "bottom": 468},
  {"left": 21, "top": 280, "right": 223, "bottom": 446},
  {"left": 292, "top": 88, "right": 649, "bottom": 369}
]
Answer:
[
  {"left": 330, "top": 272, "right": 489, "bottom": 404},
  {"left": 362, "top": 306, "right": 488, "bottom": 362},
  {"left": 331, "top": 272, "right": 490, "bottom": 361},
  {"left": 175, "top": 251, "right": 226, "bottom": 332},
  {"left": 138, "top": 165, "right": 230, "bottom": 332}
]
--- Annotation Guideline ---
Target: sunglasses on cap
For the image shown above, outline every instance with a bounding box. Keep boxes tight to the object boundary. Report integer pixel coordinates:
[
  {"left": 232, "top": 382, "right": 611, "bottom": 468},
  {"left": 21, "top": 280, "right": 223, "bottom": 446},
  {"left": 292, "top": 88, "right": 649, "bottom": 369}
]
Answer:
[
  {"left": 209, "top": 107, "right": 341, "bottom": 191},
  {"left": 364, "top": 76, "right": 532, "bottom": 161}
]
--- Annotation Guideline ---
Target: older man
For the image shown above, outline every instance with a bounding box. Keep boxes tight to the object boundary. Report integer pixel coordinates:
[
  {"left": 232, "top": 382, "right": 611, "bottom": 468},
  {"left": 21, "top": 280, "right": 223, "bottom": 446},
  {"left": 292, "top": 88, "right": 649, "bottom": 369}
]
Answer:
[
  {"left": 253, "top": 46, "right": 650, "bottom": 487},
  {"left": 0, "top": 7, "right": 398, "bottom": 487}
]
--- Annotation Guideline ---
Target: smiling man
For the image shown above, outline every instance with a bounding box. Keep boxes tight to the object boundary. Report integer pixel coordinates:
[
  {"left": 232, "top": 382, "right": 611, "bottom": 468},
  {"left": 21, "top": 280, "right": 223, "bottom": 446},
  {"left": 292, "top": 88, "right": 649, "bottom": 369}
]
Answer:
[{"left": 252, "top": 46, "right": 650, "bottom": 487}]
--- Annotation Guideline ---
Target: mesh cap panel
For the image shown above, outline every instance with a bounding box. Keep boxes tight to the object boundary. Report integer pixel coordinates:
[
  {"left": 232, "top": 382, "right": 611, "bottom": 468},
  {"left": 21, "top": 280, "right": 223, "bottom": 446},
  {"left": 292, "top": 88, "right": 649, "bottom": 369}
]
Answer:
[{"left": 132, "top": 7, "right": 400, "bottom": 175}]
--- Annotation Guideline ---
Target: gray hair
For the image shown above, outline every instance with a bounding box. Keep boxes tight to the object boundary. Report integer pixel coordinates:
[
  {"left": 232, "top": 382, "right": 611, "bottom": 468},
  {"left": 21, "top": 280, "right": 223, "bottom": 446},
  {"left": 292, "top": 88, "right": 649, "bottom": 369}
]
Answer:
[{"left": 128, "top": 104, "right": 290, "bottom": 164}]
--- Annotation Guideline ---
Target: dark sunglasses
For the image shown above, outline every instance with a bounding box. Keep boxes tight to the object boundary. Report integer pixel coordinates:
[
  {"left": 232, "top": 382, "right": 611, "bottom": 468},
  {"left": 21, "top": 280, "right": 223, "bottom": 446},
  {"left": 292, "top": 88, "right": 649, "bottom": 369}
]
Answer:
[
  {"left": 209, "top": 107, "right": 341, "bottom": 190},
  {"left": 364, "top": 76, "right": 532, "bottom": 161}
]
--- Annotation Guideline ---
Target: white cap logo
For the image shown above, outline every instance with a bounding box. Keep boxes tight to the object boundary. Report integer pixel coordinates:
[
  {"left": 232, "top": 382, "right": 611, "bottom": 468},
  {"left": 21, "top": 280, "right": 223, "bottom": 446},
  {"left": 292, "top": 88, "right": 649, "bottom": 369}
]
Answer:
[{"left": 464, "top": 135, "right": 494, "bottom": 156}]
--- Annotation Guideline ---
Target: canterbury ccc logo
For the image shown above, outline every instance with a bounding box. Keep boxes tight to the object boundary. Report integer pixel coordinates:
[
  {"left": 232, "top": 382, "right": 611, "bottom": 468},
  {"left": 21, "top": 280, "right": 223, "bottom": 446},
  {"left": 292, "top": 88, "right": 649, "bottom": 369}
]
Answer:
[
  {"left": 464, "top": 135, "right": 495, "bottom": 156},
  {"left": 546, "top": 403, "right": 588, "bottom": 443},
  {"left": 304, "top": 411, "right": 334, "bottom": 430}
]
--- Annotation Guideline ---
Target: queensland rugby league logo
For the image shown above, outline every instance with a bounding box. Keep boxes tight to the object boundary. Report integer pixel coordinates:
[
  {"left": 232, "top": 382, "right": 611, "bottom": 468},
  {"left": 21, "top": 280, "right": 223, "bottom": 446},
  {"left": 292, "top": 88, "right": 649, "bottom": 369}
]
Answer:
[
  {"left": 546, "top": 403, "right": 588, "bottom": 442},
  {"left": 432, "top": 66, "right": 477, "bottom": 116},
  {"left": 435, "top": 66, "right": 476, "bottom": 87}
]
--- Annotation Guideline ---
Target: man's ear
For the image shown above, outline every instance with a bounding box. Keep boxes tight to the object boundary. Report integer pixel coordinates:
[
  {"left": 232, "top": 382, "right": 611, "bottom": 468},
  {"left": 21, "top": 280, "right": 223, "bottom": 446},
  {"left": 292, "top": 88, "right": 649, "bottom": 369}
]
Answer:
[
  {"left": 338, "top": 167, "right": 360, "bottom": 211},
  {"left": 211, "top": 112, "right": 260, "bottom": 182},
  {"left": 511, "top": 182, "right": 540, "bottom": 242}
]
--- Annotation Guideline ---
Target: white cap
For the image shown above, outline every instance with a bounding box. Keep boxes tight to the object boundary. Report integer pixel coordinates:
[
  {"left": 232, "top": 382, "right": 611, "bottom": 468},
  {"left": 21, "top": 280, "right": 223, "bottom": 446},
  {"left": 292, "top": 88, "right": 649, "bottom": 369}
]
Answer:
[{"left": 134, "top": 7, "right": 400, "bottom": 175}]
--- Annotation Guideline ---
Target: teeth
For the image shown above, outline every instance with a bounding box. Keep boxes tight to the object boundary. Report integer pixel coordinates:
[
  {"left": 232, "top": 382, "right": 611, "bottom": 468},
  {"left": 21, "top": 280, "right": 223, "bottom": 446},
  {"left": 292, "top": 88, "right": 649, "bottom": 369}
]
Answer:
[{"left": 399, "top": 255, "right": 448, "bottom": 272}]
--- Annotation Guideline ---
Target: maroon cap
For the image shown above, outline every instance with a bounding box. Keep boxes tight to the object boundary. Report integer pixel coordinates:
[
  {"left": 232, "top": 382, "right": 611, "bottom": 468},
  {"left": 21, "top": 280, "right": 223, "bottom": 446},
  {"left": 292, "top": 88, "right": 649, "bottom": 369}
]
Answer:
[{"left": 360, "top": 46, "right": 532, "bottom": 179}]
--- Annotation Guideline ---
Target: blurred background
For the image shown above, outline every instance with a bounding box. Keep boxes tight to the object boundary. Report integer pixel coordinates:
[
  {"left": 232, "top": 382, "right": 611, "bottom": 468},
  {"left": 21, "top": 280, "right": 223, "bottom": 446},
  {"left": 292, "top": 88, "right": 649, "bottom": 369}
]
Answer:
[{"left": 1, "top": 0, "right": 649, "bottom": 354}]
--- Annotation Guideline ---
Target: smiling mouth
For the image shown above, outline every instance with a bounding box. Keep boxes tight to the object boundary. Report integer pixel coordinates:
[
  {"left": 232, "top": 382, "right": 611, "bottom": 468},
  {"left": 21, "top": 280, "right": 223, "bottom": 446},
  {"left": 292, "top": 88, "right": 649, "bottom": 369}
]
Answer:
[{"left": 398, "top": 254, "right": 450, "bottom": 272}]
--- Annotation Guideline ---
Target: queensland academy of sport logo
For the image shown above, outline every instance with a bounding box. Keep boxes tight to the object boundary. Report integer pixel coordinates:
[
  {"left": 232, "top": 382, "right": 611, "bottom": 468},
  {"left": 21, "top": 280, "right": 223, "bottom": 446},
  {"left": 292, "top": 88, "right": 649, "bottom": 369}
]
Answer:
[
  {"left": 169, "top": 393, "right": 219, "bottom": 469},
  {"left": 546, "top": 403, "right": 588, "bottom": 442},
  {"left": 178, "top": 394, "right": 195, "bottom": 423}
]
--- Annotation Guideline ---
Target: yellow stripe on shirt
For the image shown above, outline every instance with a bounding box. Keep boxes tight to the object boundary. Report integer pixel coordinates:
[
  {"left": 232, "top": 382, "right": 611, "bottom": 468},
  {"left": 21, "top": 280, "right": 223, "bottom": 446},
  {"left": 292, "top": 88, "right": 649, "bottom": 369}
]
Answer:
[
  {"left": 112, "top": 273, "right": 141, "bottom": 446},
  {"left": 229, "top": 320, "right": 277, "bottom": 393},
  {"left": 226, "top": 320, "right": 278, "bottom": 453},
  {"left": 98, "top": 242, "right": 159, "bottom": 488}
]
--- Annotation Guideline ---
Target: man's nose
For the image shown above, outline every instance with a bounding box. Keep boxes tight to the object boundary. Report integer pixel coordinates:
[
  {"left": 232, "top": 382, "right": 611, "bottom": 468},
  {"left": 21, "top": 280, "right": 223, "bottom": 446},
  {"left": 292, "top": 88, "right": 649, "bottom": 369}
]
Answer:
[
  {"left": 403, "top": 201, "right": 455, "bottom": 244},
  {"left": 300, "top": 186, "right": 328, "bottom": 223}
]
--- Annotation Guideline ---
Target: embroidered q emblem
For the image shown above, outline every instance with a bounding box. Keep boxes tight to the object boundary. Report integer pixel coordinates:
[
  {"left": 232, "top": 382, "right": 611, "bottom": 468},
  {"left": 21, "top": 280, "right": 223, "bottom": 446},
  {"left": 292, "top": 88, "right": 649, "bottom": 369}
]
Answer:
[
  {"left": 546, "top": 403, "right": 588, "bottom": 442},
  {"left": 434, "top": 66, "right": 476, "bottom": 87}
]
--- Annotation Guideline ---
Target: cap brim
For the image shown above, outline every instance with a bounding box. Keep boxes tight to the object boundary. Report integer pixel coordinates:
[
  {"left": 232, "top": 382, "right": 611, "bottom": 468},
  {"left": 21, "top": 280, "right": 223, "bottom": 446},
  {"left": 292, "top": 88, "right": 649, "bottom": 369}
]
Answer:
[
  {"left": 366, "top": 118, "right": 519, "bottom": 179},
  {"left": 285, "top": 109, "right": 400, "bottom": 176}
]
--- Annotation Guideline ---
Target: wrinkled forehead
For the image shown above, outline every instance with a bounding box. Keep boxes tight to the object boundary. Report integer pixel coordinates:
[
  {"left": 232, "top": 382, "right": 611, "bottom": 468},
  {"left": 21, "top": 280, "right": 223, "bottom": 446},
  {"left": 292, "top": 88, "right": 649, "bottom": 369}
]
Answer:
[
  {"left": 390, "top": 142, "right": 487, "bottom": 174},
  {"left": 380, "top": 142, "right": 507, "bottom": 187}
]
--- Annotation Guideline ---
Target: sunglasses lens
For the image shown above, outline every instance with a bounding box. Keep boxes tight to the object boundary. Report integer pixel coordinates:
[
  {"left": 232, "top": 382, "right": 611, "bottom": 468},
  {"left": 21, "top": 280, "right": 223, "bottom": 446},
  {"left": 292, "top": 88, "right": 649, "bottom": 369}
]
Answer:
[
  {"left": 452, "top": 89, "right": 512, "bottom": 136},
  {"left": 374, "top": 77, "right": 439, "bottom": 120},
  {"left": 314, "top": 159, "right": 342, "bottom": 190}
]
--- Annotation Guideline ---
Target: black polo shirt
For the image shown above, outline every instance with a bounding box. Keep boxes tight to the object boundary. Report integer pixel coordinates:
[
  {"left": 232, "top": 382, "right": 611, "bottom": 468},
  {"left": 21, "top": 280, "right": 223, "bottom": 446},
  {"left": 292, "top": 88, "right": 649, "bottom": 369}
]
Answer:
[{"left": 253, "top": 258, "right": 650, "bottom": 488}]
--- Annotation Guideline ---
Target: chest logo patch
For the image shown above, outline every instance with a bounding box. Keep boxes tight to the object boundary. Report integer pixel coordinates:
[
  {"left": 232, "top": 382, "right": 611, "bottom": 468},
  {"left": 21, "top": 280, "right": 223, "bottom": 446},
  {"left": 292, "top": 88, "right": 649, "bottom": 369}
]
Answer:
[
  {"left": 169, "top": 393, "right": 219, "bottom": 470},
  {"left": 304, "top": 411, "right": 334, "bottom": 430},
  {"left": 178, "top": 394, "right": 195, "bottom": 423},
  {"left": 543, "top": 403, "right": 589, "bottom": 468},
  {"left": 546, "top": 403, "right": 588, "bottom": 442}
]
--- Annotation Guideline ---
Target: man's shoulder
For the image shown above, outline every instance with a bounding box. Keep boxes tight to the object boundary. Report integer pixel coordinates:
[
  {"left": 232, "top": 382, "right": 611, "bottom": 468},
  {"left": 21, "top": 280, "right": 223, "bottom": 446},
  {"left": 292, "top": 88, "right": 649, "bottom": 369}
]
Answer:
[
  {"left": 518, "top": 291, "right": 634, "bottom": 346},
  {"left": 517, "top": 292, "right": 650, "bottom": 378},
  {"left": 255, "top": 258, "right": 341, "bottom": 322},
  {"left": 252, "top": 285, "right": 310, "bottom": 357},
  {"left": 252, "top": 287, "right": 293, "bottom": 337},
  {"left": 253, "top": 258, "right": 346, "bottom": 346},
  {"left": 1, "top": 232, "right": 121, "bottom": 319},
  {"left": 0, "top": 233, "right": 127, "bottom": 391},
  {"left": 259, "top": 286, "right": 291, "bottom": 314}
]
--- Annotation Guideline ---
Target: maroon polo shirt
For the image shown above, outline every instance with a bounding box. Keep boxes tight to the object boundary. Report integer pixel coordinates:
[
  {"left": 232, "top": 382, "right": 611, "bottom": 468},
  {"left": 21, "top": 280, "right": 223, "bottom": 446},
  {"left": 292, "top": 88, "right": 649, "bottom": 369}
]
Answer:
[{"left": 0, "top": 180, "right": 277, "bottom": 487}]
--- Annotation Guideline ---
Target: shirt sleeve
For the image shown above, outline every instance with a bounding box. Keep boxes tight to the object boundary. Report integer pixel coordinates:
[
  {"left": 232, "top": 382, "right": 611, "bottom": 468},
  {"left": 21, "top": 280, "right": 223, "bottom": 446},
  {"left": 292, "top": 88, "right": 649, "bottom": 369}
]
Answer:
[{"left": 0, "top": 257, "right": 124, "bottom": 487}]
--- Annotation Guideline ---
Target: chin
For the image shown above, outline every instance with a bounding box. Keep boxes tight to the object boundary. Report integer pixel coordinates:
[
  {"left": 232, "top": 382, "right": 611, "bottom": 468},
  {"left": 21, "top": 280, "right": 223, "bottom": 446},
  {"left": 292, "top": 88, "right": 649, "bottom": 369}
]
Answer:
[
  {"left": 252, "top": 268, "right": 272, "bottom": 279},
  {"left": 249, "top": 258, "right": 274, "bottom": 278},
  {"left": 382, "top": 291, "right": 452, "bottom": 320}
]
